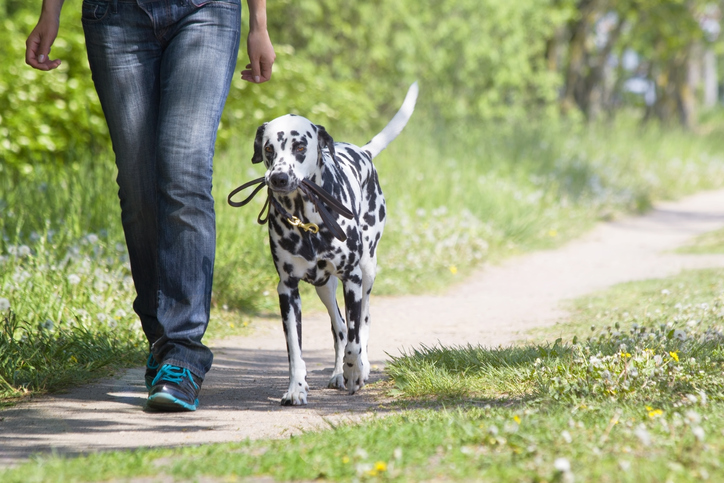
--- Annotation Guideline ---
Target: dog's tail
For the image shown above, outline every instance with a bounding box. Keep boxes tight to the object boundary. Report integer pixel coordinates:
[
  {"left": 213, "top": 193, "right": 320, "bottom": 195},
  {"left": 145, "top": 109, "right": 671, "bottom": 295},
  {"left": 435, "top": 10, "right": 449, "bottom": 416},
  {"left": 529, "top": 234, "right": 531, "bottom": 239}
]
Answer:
[{"left": 363, "top": 81, "right": 419, "bottom": 159}]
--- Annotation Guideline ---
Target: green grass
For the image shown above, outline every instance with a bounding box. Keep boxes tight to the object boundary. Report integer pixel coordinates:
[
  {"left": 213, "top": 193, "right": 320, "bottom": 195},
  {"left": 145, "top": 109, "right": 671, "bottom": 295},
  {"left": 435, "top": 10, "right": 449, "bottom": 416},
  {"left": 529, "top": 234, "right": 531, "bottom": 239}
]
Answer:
[
  {"left": 3, "top": 115, "right": 724, "bottom": 401},
  {"left": 3, "top": 245, "right": 724, "bottom": 480},
  {"left": 677, "top": 227, "right": 724, "bottom": 254}
]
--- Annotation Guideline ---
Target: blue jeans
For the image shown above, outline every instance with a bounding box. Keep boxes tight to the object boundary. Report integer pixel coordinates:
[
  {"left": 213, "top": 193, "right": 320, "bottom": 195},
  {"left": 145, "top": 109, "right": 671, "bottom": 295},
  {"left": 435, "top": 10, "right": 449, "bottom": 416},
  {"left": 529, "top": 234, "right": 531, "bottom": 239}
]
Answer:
[{"left": 83, "top": 0, "right": 241, "bottom": 379}]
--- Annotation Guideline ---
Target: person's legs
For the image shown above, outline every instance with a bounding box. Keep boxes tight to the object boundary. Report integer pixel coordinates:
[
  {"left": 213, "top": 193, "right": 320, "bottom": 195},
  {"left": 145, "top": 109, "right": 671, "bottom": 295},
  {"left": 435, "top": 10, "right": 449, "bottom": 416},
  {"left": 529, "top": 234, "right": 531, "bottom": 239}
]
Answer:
[{"left": 83, "top": 0, "right": 240, "bottom": 389}]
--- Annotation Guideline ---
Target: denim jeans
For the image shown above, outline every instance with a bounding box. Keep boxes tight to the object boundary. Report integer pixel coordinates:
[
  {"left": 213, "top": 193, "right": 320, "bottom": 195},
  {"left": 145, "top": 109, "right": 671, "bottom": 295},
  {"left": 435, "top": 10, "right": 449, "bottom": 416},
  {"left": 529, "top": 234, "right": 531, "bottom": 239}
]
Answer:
[{"left": 82, "top": 0, "right": 241, "bottom": 379}]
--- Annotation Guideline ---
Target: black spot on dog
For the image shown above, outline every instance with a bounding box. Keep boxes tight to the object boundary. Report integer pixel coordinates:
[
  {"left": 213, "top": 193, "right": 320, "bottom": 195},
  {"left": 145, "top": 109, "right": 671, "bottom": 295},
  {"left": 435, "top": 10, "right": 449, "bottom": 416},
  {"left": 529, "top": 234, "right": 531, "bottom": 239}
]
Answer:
[{"left": 277, "top": 131, "right": 285, "bottom": 141}]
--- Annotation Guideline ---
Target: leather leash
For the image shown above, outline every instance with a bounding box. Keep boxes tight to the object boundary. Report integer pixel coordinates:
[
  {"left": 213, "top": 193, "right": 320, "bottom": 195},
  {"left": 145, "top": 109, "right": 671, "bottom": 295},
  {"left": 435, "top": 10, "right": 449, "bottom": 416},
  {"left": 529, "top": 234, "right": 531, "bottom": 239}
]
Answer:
[{"left": 228, "top": 177, "right": 354, "bottom": 242}]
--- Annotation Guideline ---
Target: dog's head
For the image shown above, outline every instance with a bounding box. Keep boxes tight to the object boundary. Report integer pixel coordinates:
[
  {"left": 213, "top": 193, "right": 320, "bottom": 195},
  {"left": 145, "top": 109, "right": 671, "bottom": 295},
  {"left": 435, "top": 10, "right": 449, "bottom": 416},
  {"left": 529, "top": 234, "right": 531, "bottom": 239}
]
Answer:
[{"left": 252, "top": 114, "right": 336, "bottom": 194}]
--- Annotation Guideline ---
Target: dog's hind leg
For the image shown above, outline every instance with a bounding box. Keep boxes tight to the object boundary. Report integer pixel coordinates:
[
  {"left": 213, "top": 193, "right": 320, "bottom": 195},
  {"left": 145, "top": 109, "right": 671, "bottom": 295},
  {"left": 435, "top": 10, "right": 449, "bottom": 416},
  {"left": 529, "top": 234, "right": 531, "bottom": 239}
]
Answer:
[
  {"left": 277, "top": 279, "right": 309, "bottom": 405},
  {"left": 315, "top": 277, "right": 347, "bottom": 389},
  {"left": 342, "top": 266, "right": 371, "bottom": 394}
]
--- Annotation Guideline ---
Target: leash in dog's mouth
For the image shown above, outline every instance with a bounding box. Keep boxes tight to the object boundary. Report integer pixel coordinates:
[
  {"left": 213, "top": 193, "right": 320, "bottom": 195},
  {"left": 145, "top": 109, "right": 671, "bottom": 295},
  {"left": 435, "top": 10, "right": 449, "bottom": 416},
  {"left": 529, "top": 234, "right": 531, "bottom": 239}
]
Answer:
[{"left": 228, "top": 177, "right": 354, "bottom": 241}]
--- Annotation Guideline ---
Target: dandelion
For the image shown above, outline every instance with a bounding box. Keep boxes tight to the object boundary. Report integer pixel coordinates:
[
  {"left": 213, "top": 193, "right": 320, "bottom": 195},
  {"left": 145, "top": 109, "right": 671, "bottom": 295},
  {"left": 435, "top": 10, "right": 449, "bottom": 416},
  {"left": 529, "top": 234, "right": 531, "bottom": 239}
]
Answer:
[
  {"left": 561, "top": 430, "right": 572, "bottom": 444},
  {"left": 692, "top": 426, "right": 705, "bottom": 442},
  {"left": 647, "top": 408, "right": 663, "bottom": 419},
  {"left": 114, "top": 309, "right": 127, "bottom": 319},
  {"left": 634, "top": 424, "right": 651, "bottom": 446},
  {"left": 685, "top": 410, "right": 702, "bottom": 425},
  {"left": 0, "top": 297, "right": 10, "bottom": 312},
  {"left": 373, "top": 461, "right": 387, "bottom": 472},
  {"left": 661, "top": 289, "right": 670, "bottom": 295},
  {"left": 513, "top": 415, "right": 521, "bottom": 424},
  {"left": 18, "top": 245, "right": 31, "bottom": 257},
  {"left": 41, "top": 319, "right": 54, "bottom": 331},
  {"left": 68, "top": 274, "right": 81, "bottom": 285},
  {"left": 449, "top": 265, "right": 458, "bottom": 275},
  {"left": 86, "top": 234, "right": 99, "bottom": 245},
  {"left": 554, "top": 457, "right": 571, "bottom": 472},
  {"left": 97, "top": 313, "right": 107, "bottom": 323},
  {"left": 673, "top": 330, "right": 687, "bottom": 341},
  {"left": 669, "top": 351, "right": 679, "bottom": 362}
]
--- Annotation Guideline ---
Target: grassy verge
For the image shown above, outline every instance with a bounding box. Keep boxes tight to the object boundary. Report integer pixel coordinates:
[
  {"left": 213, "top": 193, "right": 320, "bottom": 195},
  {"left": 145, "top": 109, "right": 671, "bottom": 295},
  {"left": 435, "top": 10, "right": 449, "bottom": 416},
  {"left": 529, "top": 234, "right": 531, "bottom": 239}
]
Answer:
[
  {"left": 3, "top": 116, "right": 724, "bottom": 401},
  {"left": 677, "top": 227, "right": 724, "bottom": 254},
  {"left": 3, "top": 266, "right": 723, "bottom": 481}
]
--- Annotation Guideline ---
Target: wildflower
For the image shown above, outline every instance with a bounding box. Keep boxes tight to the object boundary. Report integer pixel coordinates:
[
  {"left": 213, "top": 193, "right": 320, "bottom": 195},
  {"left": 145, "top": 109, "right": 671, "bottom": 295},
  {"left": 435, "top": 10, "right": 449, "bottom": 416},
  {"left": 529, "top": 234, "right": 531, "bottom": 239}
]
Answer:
[
  {"left": 619, "top": 460, "right": 632, "bottom": 471},
  {"left": 561, "top": 430, "right": 572, "bottom": 444},
  {"left": 97, "top": 313, "right": 107, "bottom": 323},
  {"left": 513, "top": 415, "right": 521, "bottom": 424},
  {"left": 86, "top": 234, "right": 99, "bottom": 245},
  {"left": 374, "top": 461, "right": 387, "bottom": 472},
  {"left": 68, "top": 274, "right": 81, "bottom": 285},
  {"left": 18, "top": 245, "right": 31, "bottom": 257},
  {"left": 647, "top": 408, "right": 663, "bottom": 419},
  {"left": 673, "top": 330, "right": 687, "bottom": 342},
  {"left": 554, "top": 457, "right": 571, "bottom": 472},
  {"left": 114, "top": 309, "right": 127, "bottom": 319},
  {"left": 669, "top": 351, "right": 679, "bottom": 362},
  {"left": 0, "top": 298, "right": 10, "bottom": 312},
  {"left": 692, "top": 426, "right": 705, "bottom": 442},
  {"left": 634, "top": 424, "right": 651, "bottom": 446},
  {"left": 449, "top": 265, "right": 458, "bottom": 275},
  {"left": 661, "top": 289, "right": 670, "bottom": 295},
  {"left": 685, "top": 410, "right": 702, "bottom": 425}
]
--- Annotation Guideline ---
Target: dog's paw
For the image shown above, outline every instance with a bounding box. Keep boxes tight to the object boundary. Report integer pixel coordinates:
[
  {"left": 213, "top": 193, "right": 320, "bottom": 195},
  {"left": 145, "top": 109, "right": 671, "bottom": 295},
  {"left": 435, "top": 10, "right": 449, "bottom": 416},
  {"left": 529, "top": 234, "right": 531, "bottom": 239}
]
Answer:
[
  {"left": 328, "top": 372, "right": 346, "bottom": 390},
  {"left": 343, "top": 346, "right": 369, "bottom": 395},
  {"left": 281, "top": 381, "right": 309, "bottom": 406}
]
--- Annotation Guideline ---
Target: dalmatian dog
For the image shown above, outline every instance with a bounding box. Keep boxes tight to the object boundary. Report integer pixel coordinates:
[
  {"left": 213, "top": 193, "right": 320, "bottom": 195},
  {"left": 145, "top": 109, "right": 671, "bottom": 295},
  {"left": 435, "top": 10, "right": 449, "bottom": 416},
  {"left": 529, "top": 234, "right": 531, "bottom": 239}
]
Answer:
[{"left": 250, "top": 82, "right": 418, "bottom": 405}]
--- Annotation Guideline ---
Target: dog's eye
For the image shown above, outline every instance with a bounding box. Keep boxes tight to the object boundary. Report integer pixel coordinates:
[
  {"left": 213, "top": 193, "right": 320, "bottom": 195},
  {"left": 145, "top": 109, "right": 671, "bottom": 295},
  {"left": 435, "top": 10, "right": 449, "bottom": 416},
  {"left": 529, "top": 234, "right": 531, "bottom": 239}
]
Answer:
[
  {"left": 296, "top": 145, "right": 306, "bottom": 153},
  {"left": 265, "top": 146, "right": 273, "bottom": 153}
]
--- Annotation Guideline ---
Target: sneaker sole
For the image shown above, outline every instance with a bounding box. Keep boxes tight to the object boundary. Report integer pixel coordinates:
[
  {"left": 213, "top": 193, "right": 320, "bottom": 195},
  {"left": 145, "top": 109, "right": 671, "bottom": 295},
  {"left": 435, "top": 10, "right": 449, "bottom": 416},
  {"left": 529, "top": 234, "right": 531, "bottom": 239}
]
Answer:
[{"left": 146, "top": 393, "right": 199, "bottom": 412}]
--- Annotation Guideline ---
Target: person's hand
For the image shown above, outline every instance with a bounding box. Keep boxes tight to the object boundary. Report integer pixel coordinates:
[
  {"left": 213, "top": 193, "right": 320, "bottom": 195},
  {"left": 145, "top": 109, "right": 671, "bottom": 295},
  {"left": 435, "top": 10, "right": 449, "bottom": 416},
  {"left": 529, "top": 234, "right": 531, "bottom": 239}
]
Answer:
[
  {"left": 241, "top": 28, "right": 275, "bottom": 83},
  {"left": 26, "top": 14, "right": 62, "bottom": 71}
]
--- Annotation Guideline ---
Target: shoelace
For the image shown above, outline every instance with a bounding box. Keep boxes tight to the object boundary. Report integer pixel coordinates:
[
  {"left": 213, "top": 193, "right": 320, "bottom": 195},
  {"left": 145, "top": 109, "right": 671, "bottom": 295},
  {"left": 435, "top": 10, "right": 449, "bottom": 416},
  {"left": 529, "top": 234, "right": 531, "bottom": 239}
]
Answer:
[
  {"left": 151, "top": 365, "right": 198, "bottom": 390},
  {"left": 146, "top": 353, "right": 159, "bottom": 371}
]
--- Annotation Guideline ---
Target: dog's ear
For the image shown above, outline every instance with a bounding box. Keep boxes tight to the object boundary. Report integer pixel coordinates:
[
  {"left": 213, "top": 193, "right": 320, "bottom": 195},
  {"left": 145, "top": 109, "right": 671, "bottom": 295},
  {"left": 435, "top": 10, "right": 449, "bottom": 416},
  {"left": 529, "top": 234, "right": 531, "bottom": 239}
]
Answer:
[
  {"left": 316, "top": 124, "right": 336, "bottom": 161},
  {"left": 251, "top": 123, "right": 267, "bottom": 164}
]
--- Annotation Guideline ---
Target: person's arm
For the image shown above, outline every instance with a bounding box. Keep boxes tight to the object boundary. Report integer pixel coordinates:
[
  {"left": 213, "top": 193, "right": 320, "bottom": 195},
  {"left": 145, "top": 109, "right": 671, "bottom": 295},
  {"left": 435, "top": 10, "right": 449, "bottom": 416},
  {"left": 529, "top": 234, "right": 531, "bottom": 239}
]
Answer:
[
  {"left": 26, "top": 0, "right": 66, "bottom": 71},
  {"left": 240, "top": 0, "right": 276, "bottom": 83}
]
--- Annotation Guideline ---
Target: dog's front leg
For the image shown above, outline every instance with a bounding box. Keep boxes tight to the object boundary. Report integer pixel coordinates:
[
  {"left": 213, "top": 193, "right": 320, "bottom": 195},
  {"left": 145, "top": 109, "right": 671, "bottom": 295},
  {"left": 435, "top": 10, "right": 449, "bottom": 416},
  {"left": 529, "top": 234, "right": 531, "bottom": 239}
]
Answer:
[
  {"left": 315, "top": 277, "right": 347, "bottom": 389},
  {"left": 342, "top": 267, "right": 370, "bottom": 394},
  {"left": 277, "top": 278, "right": 309, "bottom": 405}
]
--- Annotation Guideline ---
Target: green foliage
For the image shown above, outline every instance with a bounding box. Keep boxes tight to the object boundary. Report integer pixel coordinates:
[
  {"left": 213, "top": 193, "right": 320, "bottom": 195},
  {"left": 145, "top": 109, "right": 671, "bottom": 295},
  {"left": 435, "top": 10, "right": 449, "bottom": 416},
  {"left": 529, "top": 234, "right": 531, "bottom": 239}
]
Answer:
[{"left": 0, "top": 2, "right": 109, "bottom": 174}]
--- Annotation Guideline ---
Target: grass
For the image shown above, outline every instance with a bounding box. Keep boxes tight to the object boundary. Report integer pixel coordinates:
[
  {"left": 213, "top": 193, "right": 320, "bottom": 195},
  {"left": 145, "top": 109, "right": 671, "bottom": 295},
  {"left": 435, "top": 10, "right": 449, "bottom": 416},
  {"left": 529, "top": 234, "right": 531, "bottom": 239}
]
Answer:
[
  {"left": 677, "top": 227, "right": 724, "bottom": 254},
  {"left": 3, "top": 114, "right": 724, "bottom": 401},
  {"left": 3, "top": 266, "right": 724, "bottom": 481}
]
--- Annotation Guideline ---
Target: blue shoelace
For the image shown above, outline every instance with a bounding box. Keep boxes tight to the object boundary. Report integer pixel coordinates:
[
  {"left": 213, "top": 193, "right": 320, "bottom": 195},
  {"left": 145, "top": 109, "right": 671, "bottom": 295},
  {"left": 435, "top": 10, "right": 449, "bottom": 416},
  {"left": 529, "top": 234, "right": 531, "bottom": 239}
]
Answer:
[
  {"left": 146, "top": 353, "right": 159, "bottom": 370},
  {"left": 151, "top": 365, "right": 199, "bottom": 389}
]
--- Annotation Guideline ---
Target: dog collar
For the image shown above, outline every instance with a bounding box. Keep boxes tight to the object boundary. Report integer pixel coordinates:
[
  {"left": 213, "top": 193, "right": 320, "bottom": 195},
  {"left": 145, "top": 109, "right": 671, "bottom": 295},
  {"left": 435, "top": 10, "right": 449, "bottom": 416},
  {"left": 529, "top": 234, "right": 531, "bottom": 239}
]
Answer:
[{"left": 228, "top": 177, "right": 354, "bottom": 241}]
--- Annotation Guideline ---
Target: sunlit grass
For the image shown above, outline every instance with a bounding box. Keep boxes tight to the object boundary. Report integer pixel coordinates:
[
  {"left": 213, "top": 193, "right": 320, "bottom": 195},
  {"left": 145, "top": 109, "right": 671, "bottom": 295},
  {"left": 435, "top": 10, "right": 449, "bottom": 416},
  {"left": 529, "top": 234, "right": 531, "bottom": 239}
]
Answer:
[
  {"left": 3, "top": 116, "right": 724, "bottom": 401},
  {"left": 677, "top": 227, "right": 724, "bottom": 254}
]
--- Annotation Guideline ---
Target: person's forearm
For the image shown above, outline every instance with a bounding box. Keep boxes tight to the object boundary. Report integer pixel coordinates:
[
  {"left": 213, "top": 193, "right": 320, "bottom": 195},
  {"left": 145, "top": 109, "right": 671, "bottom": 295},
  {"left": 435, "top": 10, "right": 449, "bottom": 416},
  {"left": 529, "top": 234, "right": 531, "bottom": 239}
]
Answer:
[
  {"left": 246, "top": 0, "right": 268, "bottom": 32},
  {"left": 40, "top": 0, "right": 65, "bottom": 20}
]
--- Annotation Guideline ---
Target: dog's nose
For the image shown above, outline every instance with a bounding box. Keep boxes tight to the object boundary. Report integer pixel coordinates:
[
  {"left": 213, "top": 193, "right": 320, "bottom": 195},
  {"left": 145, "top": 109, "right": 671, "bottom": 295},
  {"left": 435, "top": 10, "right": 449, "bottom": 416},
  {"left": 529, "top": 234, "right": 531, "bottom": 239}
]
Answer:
[{"left": 269, "top": 172, "right": 290, "bottom": 190}]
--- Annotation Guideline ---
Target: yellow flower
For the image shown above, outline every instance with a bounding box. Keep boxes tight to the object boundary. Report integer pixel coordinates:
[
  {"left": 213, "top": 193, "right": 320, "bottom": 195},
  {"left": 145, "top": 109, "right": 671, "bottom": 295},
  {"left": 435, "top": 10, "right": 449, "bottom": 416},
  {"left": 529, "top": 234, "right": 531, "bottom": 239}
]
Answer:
[
  {"left": 648, "top": 408, "right": 663, "bottom": 418},
  {"left": 513, "top": 415, "right": 521, "bottom": 424},
  {"left": 669, "top": 351, "right": 679, "bottom": 362},
  {"left": 449, "top": 265, "right": 458, "bottom": 275},
  {"left": 548, "top": 229, "right": 558, "bottom": 237},
  {"left": 342, "top": 456, "right": 350, "bottom": 464},
  {"left": 374, "top": 461, "right": 387, "bottom": 472}
]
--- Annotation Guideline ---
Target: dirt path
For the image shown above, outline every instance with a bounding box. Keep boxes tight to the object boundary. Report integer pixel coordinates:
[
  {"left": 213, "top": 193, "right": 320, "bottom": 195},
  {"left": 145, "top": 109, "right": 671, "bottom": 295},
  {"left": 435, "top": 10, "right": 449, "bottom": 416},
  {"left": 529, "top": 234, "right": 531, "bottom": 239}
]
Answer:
[{"left": 3, "top": 189, "right": 724, "bottom": 467}]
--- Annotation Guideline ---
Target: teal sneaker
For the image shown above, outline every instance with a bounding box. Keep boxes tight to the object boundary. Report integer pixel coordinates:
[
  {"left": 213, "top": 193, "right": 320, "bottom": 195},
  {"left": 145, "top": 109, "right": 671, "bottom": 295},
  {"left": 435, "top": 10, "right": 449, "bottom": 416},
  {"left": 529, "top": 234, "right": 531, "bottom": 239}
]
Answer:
[
  {"left": 146, "top": 365, "right": 202, "bottom": 412},
  {"left": 145, "top": 353, "right": 160, "bottom": 391}
]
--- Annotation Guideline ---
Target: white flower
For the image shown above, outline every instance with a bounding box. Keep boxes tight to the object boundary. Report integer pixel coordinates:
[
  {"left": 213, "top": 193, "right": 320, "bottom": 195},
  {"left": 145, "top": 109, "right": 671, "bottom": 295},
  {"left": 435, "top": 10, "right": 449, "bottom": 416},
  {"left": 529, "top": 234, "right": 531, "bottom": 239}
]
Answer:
[
  {"left": 68, "top": 274, "right": 81, "bottom": 285},
  {"left": 692, "top": 426, "right": 705, "bottom": 442},
  {"left": 685, "top": 410, "right": 702, "bottom": 424},
  {"left": 86, "top": 234, "right": 99, "bottom": 245},
  {"left": 673, "top": 330, "right": 687, "bottom": 341},
  {"left": 554, "top": 457, "right": 571, "bottom": 472},
  {"left": 18, "top": 245, "right": 31, "bottom": 257},
  {"left": 97, "top": 313, "right": 107, "bottom": 323},
  {"left": 561, "top": 430, "right": 572, "bottom": 444},
  {"left": 661, "top": 289, "right": 670, "bottom": 295},
  {"left": 0, "top": 297, "right": 10, "bottom": 312},
  {"left": 107, "top": 319, "right": 117, "bottom": 329},
  {"left": 114, "top": 309, "right": 127, "bottom": 319},
  {"left": 634, "top": 424, "right": 651, "bottom": 446}
]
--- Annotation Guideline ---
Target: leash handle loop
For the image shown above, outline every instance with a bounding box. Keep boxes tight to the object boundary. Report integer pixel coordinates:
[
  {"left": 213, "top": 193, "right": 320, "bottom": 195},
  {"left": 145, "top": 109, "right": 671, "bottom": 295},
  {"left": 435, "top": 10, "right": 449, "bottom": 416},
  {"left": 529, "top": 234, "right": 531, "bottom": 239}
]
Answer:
[{"left": 228, "top": 177, "right": 266, "bottom": 207}]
